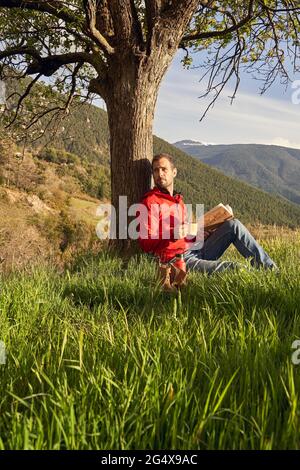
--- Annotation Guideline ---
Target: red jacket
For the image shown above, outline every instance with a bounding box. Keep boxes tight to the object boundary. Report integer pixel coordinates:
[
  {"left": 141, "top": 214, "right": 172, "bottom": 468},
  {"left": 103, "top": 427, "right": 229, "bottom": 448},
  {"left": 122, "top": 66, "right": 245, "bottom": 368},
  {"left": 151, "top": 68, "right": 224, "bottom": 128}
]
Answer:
[{"left": 138, "top": 187, "right": 192, "bottom": 262}]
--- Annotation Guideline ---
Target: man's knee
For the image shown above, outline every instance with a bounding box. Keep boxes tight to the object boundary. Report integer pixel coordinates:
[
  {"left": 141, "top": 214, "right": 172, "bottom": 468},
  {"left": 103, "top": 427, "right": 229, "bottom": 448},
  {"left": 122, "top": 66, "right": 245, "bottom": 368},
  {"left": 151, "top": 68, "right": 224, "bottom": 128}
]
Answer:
[{"left": 222, "top": 218, "right": 241, "bottom": 231}]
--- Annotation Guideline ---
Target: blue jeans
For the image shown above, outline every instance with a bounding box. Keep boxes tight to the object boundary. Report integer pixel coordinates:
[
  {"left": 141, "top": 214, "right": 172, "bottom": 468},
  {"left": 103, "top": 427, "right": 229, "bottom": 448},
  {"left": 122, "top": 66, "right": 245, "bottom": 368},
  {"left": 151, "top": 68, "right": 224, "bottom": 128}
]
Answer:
[{"left": 183, "top": 219, "right": 277, "bottom": 275}]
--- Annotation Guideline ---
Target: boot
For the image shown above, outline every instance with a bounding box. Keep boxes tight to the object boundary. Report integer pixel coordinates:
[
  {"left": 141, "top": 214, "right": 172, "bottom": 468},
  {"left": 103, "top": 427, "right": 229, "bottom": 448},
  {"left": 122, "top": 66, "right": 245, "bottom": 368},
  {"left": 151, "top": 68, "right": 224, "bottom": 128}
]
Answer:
[
  {"left": 158, "top": 263, "right": 177, "bottom": 292},
  {"left": 170, "top": 264, "right": 188, "bottom": 289}
]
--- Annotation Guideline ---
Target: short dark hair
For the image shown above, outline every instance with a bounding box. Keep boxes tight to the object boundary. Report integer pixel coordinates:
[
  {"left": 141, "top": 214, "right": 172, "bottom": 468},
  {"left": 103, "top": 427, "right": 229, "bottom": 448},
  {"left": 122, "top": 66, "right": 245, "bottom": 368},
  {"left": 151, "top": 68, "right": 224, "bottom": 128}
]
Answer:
[{"left": 152, "top": 153, "right": 175, "bottom": 169}]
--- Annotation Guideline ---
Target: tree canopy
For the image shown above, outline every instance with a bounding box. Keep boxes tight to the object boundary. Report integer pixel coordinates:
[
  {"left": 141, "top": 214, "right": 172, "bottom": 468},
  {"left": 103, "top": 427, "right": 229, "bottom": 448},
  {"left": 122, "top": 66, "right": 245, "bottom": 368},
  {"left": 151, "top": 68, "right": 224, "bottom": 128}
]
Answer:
[{"left": 1, "top": 1, "right": 299, "bottom": 134}]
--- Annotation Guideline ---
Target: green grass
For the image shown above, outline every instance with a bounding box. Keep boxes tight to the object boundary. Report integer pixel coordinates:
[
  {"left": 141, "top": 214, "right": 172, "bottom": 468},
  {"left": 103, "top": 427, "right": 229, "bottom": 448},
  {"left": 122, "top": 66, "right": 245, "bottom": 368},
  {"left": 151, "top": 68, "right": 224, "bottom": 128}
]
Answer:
[
  {"left": 0, "top": 235, "right": 300, "bottom": 450},
  {"left": 69, "top": 197, "right": 100, "bottom": 225}
]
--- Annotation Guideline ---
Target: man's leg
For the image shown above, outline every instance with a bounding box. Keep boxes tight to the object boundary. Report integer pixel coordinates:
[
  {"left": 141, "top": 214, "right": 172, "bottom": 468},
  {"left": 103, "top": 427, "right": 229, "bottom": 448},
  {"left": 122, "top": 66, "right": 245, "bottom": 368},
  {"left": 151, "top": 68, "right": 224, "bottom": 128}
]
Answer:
[
  {"left": 200, "top": 219, "right": 277, "bottom": 269},
  {"left": 183, "top": 252, "right": 242, "bottom": 275}
]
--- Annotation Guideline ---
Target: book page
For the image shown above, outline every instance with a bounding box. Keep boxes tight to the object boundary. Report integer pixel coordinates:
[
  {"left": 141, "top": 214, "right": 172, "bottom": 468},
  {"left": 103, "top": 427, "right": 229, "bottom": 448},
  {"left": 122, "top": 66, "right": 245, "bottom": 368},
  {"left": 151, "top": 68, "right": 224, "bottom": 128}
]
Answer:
[{"left": 188, "top": 203, "right": 234, "bottom": 234}]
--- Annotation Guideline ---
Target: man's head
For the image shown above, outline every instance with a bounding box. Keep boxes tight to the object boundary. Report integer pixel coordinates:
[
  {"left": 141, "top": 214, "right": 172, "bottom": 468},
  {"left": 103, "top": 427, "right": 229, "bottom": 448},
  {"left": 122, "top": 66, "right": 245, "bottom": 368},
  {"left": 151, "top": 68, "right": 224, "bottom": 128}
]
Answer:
[{"left": 152, "top": 153, "right": 177, "bottom": 194}]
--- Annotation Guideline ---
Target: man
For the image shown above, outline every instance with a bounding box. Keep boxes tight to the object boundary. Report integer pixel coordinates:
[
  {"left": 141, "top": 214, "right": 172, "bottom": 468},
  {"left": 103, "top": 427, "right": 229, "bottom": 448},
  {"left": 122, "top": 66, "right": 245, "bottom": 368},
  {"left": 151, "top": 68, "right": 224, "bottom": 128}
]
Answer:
[{"left": 138, "top": 153, "right": 278, "bottom": 276}]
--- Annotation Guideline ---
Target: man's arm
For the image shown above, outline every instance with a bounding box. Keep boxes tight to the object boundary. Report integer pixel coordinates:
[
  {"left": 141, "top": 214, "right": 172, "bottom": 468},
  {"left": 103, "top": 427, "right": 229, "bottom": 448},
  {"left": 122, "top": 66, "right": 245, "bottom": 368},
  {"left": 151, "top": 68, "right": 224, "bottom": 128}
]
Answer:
[
  {"left": 138, "top": 200, "right": 189, "bottom": 252},
  {"left": 138, "top": 200, "right": 170, "bottom": 254}
]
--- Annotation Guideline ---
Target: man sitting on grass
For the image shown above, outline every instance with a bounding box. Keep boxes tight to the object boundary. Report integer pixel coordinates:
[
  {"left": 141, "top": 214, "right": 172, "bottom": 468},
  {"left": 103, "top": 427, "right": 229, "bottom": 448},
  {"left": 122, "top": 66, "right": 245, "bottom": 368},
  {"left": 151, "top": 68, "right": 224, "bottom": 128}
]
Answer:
[{"left": 138, "top": 153, "right": 278, "bottom": 286}]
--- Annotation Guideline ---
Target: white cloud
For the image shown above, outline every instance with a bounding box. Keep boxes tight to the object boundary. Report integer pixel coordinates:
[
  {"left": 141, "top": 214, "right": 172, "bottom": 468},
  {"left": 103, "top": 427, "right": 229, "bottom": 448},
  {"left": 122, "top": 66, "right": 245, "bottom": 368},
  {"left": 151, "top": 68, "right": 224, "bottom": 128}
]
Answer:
[
  {"left": 266, "top": 137, "right": 300, "bottom": 150},
  {"left": 154, "top": 56, "right": 300, "bottom": 149}
]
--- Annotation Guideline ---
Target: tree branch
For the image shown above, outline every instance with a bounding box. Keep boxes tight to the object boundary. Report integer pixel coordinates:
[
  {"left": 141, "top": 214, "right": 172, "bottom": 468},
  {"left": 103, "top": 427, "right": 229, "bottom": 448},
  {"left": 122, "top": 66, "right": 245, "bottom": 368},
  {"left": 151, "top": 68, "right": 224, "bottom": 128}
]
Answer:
[
  {"left": 258, "top": 0, "right": 300, "bottom": 14},
  {"left": 0, "top": 0, "right": 79, "bottom": 25},
  {"left": 130, "top": 0, "right": 145, "bottom": 46},
  {"left": 145, "top": 0, "right": 161, "bottom": 39},
  {"left": 181, "top": 0, "right": 255, "bottom": 43},
  {"left": 25, "top": 52, "right": 99, "bottom": 77},
  {"left": 142, "top": 0, "right": 199, "bottom": 59},
  {"left": 108, "top": 0, "right": 143, "bottom": 48},
  {"left": 158, "top": 0, "right": 209, "bottom": 25},
  {"left": 197, "top": 38, "right": 246, "bottom": 122},
  {"left": 0, "top": 43, "right": 108, "bottom": 85},
  {"left": 95, "top": 0, "right": 115, "bottom": 40},
  {"left": 63, "top": 62, "right": 84, "bottom": 114},
  {"left": 83, "top": 0, "right": 115, "bottom": 55},
  {"left": 5, "top": 73, "right": 41, "bottom": 128},
  {"left": 158, "top": 0, "right": 199, "bottom": 44},
  {"left": 0, "top": 45, "right": 41, "bottom": 61}
]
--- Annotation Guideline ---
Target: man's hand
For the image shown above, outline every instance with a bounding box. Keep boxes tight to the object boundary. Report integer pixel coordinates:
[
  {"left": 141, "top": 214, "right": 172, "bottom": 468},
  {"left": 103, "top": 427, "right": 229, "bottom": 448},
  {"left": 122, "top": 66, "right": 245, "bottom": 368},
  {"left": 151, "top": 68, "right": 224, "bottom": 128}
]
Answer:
[
  {"left": 174, "top": 223, "right": 189, "bottom": 239},
  {"left": 174, "top": 224, "right": 215, "bottom": 240}
]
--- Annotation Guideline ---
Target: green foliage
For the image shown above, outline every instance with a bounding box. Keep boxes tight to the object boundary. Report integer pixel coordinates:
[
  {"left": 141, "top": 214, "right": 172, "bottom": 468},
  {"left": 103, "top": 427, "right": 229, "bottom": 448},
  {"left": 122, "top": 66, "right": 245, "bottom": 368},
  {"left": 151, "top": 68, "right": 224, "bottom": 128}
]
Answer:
[
  {"left": 29, "top": 100, "right": 110, "bottom": 166},
  {"left": 57, "top": 160, "right": 110, "bottom": 199},
  {"left": 31, "top": 209, "right": 94, "bottom": 254},
  {"left": 37, "top": 148, "right": 80, "bottom": 165}
]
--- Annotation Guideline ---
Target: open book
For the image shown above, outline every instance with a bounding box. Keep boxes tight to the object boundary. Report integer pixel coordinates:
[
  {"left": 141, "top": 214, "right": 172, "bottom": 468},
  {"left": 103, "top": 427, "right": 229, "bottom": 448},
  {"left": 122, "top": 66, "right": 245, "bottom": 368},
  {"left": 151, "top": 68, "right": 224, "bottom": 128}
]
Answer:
[{"left": 188, "top": 203, "right": 234, "bottom": 235}]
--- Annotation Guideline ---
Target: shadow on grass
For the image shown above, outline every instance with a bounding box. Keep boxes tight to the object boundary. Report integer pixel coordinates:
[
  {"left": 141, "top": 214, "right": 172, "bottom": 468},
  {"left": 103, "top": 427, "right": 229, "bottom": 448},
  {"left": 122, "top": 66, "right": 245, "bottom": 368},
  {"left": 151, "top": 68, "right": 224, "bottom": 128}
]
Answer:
[
  {"left": 62, "top": 270, "right": 177, "bottom": 315},
  {"left": 62, "top": 256, "right": 299, "bottom": 333}
]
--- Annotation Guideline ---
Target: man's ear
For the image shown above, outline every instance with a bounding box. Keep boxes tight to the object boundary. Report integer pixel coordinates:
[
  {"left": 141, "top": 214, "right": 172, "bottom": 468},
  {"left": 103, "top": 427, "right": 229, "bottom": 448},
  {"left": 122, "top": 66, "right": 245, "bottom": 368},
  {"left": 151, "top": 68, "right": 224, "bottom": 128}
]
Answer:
[{"left": 173, "top": 167, "right": 177, "bottom": 178}]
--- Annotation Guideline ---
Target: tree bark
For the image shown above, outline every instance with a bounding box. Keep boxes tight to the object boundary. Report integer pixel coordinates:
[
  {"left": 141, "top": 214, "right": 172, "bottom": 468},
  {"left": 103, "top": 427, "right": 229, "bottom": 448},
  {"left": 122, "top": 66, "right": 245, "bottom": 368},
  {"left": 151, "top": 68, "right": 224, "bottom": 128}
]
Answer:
[{"left": 104, "top": 49, "right": 174, "bottom": 253}]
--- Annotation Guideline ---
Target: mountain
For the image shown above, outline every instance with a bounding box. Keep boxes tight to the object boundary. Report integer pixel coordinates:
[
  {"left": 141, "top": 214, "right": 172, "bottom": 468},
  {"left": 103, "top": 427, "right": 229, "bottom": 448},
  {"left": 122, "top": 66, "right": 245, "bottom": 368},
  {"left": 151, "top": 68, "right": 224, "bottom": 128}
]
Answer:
[
  {"left": 2, "top": 104, "right": 300, "bottom": 273},
  {"left": 6, "top": 114, "right": 300, "bottom": 226},
  {"left": 2, "top": 76, "right": 300, "bottom": 231},
  {"left": 26, "top": 103, "right": 300, "bottom": 227},
  {"left": 153, "top": 137, "right": 300, "bottom": 227},
  {"left": 173, "top": 141, "right": 300, "bottom": 205}
]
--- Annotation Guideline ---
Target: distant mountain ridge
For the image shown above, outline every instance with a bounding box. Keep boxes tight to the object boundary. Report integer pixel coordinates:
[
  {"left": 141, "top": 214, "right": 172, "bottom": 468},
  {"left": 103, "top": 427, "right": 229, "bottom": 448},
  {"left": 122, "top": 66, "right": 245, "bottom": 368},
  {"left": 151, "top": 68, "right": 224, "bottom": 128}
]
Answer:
[
  {"left": 2, "top": 74, "right": 300, "bottom": 227},
  {"left": 173, "top": 141, "right": 300, "bottom": 205},
  {"left": 21, "top": 106, "right": 300, "bottom": 226},
  {"left": 173, "top": 139, "right": 212, "bottom": 147}
]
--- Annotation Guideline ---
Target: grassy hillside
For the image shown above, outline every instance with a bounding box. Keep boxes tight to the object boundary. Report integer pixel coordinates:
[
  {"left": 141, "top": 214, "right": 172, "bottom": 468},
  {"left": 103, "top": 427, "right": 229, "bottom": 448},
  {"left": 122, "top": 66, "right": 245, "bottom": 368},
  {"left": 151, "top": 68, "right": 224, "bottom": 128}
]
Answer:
[
  {"left": 2, "top": 77, "right": 300, "bottom": 274},
  {"left": 173, "top": 141, "right": 300, "bottom": 205},
  {"left": 21, "top": 99, "right": 300, "bottom": 228},
  {"left": 0, "top": 233, "right": 300, "bottom": 449},
  {"left": 0, "top": 136, "right": 107, "bottom": 272},
  {"left": 154, "top": 137, "right": 300, "bottom": 227},
  {"left": 2, "top": 75, "right": 300, "bottom": 227}
]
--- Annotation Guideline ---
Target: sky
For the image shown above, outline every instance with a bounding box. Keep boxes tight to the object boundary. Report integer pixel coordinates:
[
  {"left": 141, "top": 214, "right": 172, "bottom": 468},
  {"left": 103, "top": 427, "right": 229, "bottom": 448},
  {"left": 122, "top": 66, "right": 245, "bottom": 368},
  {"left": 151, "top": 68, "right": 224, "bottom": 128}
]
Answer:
[{"left": 154, "top": 51, "right": 300, "bottom": 149}]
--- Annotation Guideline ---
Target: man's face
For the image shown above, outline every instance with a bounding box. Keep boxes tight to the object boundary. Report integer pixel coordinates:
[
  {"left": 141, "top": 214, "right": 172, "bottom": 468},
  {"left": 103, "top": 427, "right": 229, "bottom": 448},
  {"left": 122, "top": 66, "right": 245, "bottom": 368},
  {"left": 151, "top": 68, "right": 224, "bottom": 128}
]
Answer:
[{"left": 152, "top": 157, "right": 177, "bottom": 191}]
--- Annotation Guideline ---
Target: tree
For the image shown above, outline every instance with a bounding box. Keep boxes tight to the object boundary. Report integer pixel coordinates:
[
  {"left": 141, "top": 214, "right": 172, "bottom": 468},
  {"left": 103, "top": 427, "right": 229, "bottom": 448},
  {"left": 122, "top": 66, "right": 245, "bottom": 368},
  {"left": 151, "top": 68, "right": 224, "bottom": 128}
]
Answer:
[{"left": 0, "top": 1, "right": 300, "bottom": 251}]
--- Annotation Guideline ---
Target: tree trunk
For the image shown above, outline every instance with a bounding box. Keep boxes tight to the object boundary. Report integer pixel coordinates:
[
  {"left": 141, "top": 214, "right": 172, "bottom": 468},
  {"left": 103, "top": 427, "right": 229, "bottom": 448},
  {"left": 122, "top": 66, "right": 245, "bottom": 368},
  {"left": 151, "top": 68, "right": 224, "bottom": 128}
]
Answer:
[{"left": 105, "top": 51, "right": 172, "bottom": 253}]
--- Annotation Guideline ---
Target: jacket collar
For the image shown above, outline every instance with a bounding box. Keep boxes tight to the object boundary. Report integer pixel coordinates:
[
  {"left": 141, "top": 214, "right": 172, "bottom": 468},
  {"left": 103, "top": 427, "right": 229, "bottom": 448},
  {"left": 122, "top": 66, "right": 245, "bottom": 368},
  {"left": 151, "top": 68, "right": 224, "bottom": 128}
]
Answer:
[
  {"left": 141, "top": 186, "right": 182, "bottom": 202},
  {"left": 154, "top": 186, "right": 181, "bottom": 197}
]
